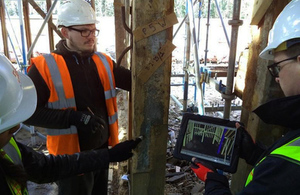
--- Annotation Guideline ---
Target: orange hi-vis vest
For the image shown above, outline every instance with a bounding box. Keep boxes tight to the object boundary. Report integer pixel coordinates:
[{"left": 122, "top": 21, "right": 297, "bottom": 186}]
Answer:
[{"left": 31, "top": 52, "right": 119, "bottom": 155}]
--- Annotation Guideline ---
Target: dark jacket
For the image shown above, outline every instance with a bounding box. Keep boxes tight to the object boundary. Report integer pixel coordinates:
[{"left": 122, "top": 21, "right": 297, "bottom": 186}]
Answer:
[
  {"left": 205, "top": 94, "right": 300, "bottom": 195},
  {"left": 0, "top": 137, "right": 109, "bottom": 195},
  {"left": 24, "top": 40, "right": 131, "bottom": 150}
]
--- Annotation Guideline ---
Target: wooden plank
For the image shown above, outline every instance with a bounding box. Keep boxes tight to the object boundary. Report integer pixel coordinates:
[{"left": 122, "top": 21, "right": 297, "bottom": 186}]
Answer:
[
  {"left": 234, "top": 49, "right": 248, "bottom": 99},
  {"left": 0, "top": 0, "right": 9, "bottom": 58},
  {"left": 137, "top": 40, "right": 176, "bottom": 83},
  {"left": 46, "top": 0, "right": 54, "bottom": 51},
  {"left": 28, "top": 0, "right": 62, "bottom": 39},
  {"left": 166, "top": 173, "right": 188, "bottom": 183},
  {"left": 114, "top": 0, "right": 128, "bottom": 67},
  {"left": 23, "top": 0, "right": 32, "bottom": 59},
  {"left": 90, "top": 0, "right": 95, "bottom": 10},
  {"left": 130, "top": 0, "right": 175, "bottom": 194},
  {"left": 111, "top": 1, "right": 131, "bottom": 193},
  {"left": 250, "top": 0, "right": 273, "bottom": 25},
  {"left": 133, "top": 12, "right": 178, "bottom": 41}
]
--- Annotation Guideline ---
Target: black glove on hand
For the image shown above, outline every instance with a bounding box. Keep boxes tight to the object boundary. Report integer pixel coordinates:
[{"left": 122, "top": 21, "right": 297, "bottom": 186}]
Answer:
[
  {"left": 69, "top": 110, "right": 107, "bottom": 134},
  {"left": 108, "top": 137, "right": 142, "bottom": 162},
  {"left": 236, "top": 123, "right": 265, "bottom": 165}
]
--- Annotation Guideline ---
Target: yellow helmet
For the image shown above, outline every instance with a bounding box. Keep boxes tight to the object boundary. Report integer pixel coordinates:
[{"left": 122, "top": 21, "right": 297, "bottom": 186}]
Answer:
[{"left": 0, "top": 55, "right": 37, "bottom": 133}]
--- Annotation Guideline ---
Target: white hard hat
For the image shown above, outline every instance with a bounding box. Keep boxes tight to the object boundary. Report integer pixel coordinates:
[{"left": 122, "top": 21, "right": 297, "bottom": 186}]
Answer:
[
  {"left": 56, "top": 0, "right": 98, "bottom": 27},
  {"left": 0, "top": 54, "right": 37, "bottom": 134},
  {"left": 260, "top": 0, "right": 300, "bottom": 60}
]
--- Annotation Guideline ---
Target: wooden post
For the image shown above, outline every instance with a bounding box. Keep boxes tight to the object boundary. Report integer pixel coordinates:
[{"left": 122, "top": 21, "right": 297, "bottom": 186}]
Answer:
[
  {"left": 46, "top": 0, "right": 54, "bottom": 52},
  {"left": 0, "top": 0, "right": 9, "bottom": 58},
  {"left": 90, "top": 0, "right": 95, "bottom": 9},
  {"left": 22, "top": 0, "right": 32, "bottom": 59},
  {"left": 130, "top": 0, "right": 176, "bottom": 194},
  {"left": 113, "top": 0, "right": 131, "bottom": 140},
  {"left": 114, "top": 0, "right": 125, "bottom": 62},
  {"left": 28, "top": 0, "right": 63, "bottom": 39}
]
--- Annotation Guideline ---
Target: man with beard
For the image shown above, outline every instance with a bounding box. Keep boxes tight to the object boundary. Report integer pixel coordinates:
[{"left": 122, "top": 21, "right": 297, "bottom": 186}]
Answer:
[{"left": 24, "top": 0, "right": 131, "bottom": 194}]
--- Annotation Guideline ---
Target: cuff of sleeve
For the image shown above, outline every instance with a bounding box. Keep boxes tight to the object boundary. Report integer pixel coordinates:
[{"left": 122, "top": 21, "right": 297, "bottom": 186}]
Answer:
[
  {"left": 247, "top": 143, "right": 266, "bottom": 166},
  {"left": 68, "top": 109, "right": 81, "bottom": 126},
  {"left": 206, "top": 172, "right": 229, "bottom": 187},
  {"left": 205, "top": 172, "right": 230, "bottom": 194}
]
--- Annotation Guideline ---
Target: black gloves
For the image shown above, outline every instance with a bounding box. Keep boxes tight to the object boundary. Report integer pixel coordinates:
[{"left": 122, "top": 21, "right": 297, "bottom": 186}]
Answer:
[
  {"left": 237, "top": 124, "right": 265, "bottom": 166},
  {"left": 108, "top": 137, "right": 142, "bottom": 162},
  {"left": 69, "top": 110, "right": 107, "bottom": 134}
]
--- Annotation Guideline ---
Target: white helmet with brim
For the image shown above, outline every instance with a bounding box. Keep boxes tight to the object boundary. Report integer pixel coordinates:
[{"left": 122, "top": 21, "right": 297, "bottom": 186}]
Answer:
[
  {"left": 259, "top": 0, "right": 300, "bottom": 60},
  {"left": 0, "top": 55, "right": 37, "bottom": 133},
  {"left": 56, "top": 0, "right": 98, "bottom": 28}
]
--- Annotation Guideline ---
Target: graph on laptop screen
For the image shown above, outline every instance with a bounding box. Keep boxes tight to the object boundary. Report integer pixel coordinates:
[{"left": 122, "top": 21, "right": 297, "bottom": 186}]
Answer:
[{"left": 180, "top": 119, "right": 237, "bottom": 166}]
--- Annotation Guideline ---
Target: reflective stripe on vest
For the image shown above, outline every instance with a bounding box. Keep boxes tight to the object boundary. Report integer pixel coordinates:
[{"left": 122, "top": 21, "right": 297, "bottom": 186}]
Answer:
[
  {"left": 94, "top": 52, "right": 118, "bottom": 125},
  {"left": 44, "top": 52, "right": 118, "bottom": 128},
  {"left": 43, "top": 54, "right": 77, "bottom": 136},
  {"left": 92, "top": 52, "right": 119, "bottom": 146},
  {"left": 43, "top": 54, "right": 76, "bottom": 109},
  {"left": 2, "top": 138, "right": 22, "bottom": 165},
  {"left": 1, "top": 138, "right": 28, "bottom": 195},
  {"left": 245, "top": 136, "right": 300, "bottom": 186}
]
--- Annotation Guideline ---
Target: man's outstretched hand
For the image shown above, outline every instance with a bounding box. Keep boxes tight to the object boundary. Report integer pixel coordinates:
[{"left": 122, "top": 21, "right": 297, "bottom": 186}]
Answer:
[{"left": 108, "top": 137, "right": 142, "bottom": 162}]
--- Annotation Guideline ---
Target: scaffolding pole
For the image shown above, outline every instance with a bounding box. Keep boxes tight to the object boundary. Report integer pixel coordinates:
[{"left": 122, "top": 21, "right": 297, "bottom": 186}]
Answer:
[
  {"left": 17, "top": 0, "right": 27, "bottom": 72},
  {"left": 187, "top": 0, "right": 205, "bottom": 115},
  {"left": 182, "top": 3, "right": 192, "bottom": 112},
  {"left": 27, "top": 0, "right": 59, "bottom": 60},
  {"left": 223, "top": 0, "right": 242, "bottom": 119},
  {"left": 204, "top": 0, "right": 211, "bottom": 66}
]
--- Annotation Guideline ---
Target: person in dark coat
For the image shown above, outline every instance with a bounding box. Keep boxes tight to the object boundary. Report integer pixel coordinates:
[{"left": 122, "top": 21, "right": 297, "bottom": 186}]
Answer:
[{"left": 191, "top": 1, "right": 300, "bottom": 194}]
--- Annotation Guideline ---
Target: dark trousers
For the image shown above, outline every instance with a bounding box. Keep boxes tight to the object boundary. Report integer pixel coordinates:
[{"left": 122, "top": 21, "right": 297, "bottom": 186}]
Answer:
[{"left": 57, "top": 169, "right": 108, "bottom": 195}]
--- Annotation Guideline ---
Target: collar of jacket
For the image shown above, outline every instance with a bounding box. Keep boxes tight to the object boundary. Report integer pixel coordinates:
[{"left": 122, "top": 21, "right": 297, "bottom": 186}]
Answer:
[{"left": 253, "top": 94, "right": 300, "bottom": 129}]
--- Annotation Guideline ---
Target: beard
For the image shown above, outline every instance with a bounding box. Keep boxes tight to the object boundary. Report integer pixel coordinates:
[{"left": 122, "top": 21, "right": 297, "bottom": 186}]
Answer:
[{"left": 68, "top": 37, "right": 96, "bottom": 56}]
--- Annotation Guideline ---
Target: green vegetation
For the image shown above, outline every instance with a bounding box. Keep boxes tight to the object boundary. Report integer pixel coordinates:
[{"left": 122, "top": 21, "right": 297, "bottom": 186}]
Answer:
[{"left": 5, "top": 0, "right": 252, "bottom": 20}]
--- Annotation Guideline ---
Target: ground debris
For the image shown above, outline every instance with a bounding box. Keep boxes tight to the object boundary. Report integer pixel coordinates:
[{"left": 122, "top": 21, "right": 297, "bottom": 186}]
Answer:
[{"left": 164, "top": 157, "right": 205, "bottom": 194}]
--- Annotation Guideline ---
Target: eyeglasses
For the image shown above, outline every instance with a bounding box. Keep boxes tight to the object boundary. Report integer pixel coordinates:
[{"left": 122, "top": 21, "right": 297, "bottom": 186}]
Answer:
[
  {"left": 267, "top": 55, "right": 299, "bottom": 77},
  {"left": 68, "top": 27, "right": 100, "bottom": 37}
]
